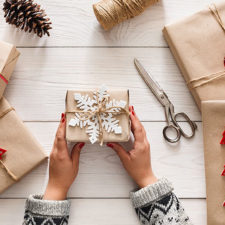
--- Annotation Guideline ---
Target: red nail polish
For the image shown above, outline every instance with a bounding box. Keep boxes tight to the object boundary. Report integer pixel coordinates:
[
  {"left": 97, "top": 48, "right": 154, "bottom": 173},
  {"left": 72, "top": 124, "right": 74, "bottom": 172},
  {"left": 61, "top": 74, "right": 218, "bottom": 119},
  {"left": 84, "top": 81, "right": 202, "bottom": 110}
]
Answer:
[
  {"left": 221, "top": 166, "right": 225, "bottom": 176},
  {"left": 132, "top": 110, "right": 135, "bottom": 116},
  {"left": 62, "top": 118, "right": 65, "bottom": 123},
  {"left": 61, "top": 113, "right": 65, "bottom": 119},
  {"left": 132, "top": 106, "right": 134, "bottom": 111},
  {"left": 107, "top": 143, "right": 113, "bottom": 148},
  {"left": 79, "top": 142, "right": 85, "bottom": 149}
]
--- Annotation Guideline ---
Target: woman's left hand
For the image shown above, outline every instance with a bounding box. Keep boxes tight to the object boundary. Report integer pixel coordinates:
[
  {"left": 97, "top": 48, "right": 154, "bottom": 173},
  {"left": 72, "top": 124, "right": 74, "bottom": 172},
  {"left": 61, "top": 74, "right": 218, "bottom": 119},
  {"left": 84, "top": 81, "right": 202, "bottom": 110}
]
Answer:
[{"left": 43, "top": 113, "right": 85, "bottom": 200}]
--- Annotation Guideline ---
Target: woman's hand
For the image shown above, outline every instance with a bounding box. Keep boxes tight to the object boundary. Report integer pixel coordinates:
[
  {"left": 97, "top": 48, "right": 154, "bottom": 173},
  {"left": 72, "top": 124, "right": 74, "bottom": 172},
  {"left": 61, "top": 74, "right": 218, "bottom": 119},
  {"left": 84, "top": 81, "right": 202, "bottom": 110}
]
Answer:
[
  {"left": 43, "top": 113, "right": 85, "bottom": 200},
  {"left": 107, "top": 106, "right": 157, "bottom": 188}
]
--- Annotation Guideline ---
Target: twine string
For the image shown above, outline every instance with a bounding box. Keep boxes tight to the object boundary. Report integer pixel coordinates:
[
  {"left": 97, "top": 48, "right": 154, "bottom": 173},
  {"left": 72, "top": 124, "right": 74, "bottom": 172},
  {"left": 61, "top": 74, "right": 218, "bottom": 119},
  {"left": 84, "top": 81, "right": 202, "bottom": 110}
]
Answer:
[
  {"left": 0, "top": 107, "right": 18, "bottom": 181},
  {"left": 0, "top": 160, "right": 18, "bottom": 181},
  {"left": 0, "top": 107, "right": 14, "bottom": 119},
  {"left": 209, "top": 3, "right": 225, "bottom": 32},
  {"left": 188, "top": 4, "right": 225, "bottom": 89},
  {"left": 187, "top": 71, "right": 225, "bottom": 89},
  {"left": 93, "top": 0, "right": 159, "bottom": 30}
]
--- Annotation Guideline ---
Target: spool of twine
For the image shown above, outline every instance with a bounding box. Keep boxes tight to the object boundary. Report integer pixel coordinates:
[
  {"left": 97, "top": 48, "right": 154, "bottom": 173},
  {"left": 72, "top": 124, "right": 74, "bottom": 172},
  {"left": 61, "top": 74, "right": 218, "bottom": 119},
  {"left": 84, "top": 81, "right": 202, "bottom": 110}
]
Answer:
[{"left": 93, "top": 0, "right": 159, "bottom": 30}]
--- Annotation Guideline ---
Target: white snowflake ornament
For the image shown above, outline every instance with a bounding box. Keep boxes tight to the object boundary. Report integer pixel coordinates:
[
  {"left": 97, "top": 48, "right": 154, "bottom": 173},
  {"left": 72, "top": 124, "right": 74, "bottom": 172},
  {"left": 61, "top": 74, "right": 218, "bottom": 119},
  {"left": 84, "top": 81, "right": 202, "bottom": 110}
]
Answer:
[{"left": 69, "top": 85, "right": 127, "bottom": 144}]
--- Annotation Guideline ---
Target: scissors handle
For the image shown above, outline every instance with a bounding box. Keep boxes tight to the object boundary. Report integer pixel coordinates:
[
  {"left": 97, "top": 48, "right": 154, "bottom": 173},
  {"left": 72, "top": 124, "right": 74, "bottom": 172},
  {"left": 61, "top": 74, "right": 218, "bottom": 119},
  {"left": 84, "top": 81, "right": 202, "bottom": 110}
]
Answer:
[
  {"left": 173, "top": 112, "right": 197, "bottom": 139},
  {"left": 163, "top": 124, "right": 181, "bottom": 143}
]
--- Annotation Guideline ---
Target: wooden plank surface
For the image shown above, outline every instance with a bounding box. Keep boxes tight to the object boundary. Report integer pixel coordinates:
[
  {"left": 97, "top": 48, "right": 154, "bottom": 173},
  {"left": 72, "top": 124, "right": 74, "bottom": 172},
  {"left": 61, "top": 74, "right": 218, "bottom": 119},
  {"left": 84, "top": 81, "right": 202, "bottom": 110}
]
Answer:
[
  {"left": 0, "top": 0, "right": 209, "bottom": 222},
  {"left": 0, "top": 198, "right": 206, "bottom": 225},
  {"left": 0, "top": 121, "right": 205, "bottom": 198},
  {"left": 5, "top": 48, "right": 201, "bottom": 121},
  {"left": 0, "top": 0, "right": 211, "bottom": 47}
]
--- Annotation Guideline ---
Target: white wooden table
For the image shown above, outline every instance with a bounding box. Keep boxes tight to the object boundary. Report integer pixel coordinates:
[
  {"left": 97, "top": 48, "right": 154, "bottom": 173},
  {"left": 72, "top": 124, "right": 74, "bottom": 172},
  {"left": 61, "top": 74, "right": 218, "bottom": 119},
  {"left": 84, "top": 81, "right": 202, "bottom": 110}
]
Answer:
[{"left": 0, "top": 0, "right": 210, "bottom": 224}]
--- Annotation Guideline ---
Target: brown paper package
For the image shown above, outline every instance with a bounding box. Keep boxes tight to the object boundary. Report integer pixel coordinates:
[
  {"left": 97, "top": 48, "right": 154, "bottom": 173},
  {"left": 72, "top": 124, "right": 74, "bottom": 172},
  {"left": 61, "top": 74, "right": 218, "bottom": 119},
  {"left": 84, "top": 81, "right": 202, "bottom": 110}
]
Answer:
[
  {"left": 163, "top": 1, "right": 225, "bottom": 110},
  {"left": 0, "top": 41, "right": 20, "bottom": 99},
  {"left": 66, "top": 89, "right": 130, "bottom": 143},
  {"left": 202, "top": 101, "right": 225, "bottom": 225},
  {"left": 0, "top": 98, "right": 47, "bottom": 194}
]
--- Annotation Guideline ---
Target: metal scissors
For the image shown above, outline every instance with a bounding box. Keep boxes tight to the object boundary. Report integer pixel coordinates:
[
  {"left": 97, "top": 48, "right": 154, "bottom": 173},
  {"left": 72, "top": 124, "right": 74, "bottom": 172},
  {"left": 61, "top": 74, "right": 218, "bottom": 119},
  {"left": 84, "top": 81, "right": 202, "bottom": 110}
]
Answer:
[{"left": 134, "top": 58, "right": 197, "bottom": 143}]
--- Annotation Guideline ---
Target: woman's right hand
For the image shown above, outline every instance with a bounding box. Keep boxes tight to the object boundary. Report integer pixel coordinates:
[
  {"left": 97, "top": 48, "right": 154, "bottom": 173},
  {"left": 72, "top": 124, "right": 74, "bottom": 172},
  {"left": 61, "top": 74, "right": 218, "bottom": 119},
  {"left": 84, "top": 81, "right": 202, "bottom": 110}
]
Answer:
[
  {"left": 43, "top": 113, "right": 85, "bottom": 200},
  {"left": 107, "top": 106, "right": 157, "bottom": 188}
]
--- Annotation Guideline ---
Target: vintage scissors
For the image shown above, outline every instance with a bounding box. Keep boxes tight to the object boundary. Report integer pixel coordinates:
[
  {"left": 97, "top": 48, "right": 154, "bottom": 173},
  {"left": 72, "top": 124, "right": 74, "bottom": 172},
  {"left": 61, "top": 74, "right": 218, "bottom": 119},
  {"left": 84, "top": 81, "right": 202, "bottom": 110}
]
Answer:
[{"left": 134, "top": 58, "right": 197, "bottom": 143}]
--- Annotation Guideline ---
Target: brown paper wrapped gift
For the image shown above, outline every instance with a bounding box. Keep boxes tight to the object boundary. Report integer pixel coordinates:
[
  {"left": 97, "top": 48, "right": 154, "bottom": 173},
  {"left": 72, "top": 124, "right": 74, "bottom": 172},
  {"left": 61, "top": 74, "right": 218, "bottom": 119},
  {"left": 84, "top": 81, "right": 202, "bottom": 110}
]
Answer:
[
  {"left": 66, "top": 88, "right": 130, "bottom": 144},
  {"left": 0, "top": 41, "right": 20, "bottom": 99},
  {"left": 202, "top": 100, "right": 225, "bottom": 225},
  {"left": 163, "top": 2, "right": 225, "bottom": 110},
  {"left": 0, "top": 98, "right": 47, "bottom": 194}
]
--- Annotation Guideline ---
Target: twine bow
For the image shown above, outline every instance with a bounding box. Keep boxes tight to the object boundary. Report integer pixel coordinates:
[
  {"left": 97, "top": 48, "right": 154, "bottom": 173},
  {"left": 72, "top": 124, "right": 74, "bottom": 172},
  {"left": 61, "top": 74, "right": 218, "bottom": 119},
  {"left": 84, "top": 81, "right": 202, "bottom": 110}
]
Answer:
[
  {"left": 0, "top": 107, "right": 18, "bottom": 181},
  {"left": 187, "top": 4, "right": 225, "bottom": 89},
  {"left": 72, "top": 93, "right": 129, "bottom": 146}
]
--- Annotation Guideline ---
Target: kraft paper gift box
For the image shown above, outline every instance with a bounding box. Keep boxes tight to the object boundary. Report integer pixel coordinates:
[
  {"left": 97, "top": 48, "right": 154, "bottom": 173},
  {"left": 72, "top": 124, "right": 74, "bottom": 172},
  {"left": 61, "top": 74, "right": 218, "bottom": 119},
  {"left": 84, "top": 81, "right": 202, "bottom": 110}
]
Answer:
[
  {"left": 0, "top": 98, "right": 47, "bottom": 194},
  {"left": 202, "top": 101, "right": 225, "bottom": 225},
  {"left": 163, "top": 1, "right": 225, "bottom": 110},
  {"left": 66, "top": 87, "right": 130, "bottom": 144},
  {"left": 0, "top": 41, "right": 20, "bottom": 99}
]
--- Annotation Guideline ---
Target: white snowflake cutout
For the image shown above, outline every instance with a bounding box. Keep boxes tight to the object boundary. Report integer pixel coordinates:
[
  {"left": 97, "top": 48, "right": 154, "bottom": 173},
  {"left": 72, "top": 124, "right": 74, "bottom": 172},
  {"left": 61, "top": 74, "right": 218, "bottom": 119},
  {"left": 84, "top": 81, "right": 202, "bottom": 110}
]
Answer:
[
  {"left": 97, "top": 85, "right": 109, "bottom": 102},
  {"left": 69, "top": 85, "right": 127, "bottom": 144},
  {"left": 74, "top": 93, "right": 96, "bottom": 112}
]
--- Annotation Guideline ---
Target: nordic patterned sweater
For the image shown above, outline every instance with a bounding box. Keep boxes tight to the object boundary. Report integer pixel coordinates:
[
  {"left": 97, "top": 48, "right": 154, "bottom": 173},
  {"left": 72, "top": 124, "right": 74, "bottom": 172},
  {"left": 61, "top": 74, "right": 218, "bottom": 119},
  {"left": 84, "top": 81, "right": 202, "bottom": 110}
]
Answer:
[{"left": 23, "top": 178, "right": 193, "bottom": 225}]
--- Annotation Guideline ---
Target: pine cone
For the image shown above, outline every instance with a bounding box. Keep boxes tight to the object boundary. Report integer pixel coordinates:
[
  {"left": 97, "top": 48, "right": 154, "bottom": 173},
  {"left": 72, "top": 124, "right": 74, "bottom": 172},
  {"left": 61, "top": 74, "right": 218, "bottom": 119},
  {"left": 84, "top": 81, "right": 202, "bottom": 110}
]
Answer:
[{"left": 3, "top": 0, "right": 52, "bottom": 37}]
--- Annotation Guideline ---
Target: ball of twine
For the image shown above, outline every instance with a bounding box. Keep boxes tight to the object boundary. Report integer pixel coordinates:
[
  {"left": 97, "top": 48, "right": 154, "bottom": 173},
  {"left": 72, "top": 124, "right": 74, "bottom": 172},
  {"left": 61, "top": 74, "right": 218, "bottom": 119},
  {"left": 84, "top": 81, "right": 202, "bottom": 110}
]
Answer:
[{"left": 93, "top": 0, "right": 159, "bottom": 30}]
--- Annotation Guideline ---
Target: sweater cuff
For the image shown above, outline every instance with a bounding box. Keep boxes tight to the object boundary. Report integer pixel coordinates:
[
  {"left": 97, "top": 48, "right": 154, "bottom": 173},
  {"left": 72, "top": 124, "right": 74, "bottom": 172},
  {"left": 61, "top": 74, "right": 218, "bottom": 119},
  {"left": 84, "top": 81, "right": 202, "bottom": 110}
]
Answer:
[
  {"left": 130, "top": 178, "right": 174, "bottom": 208},
  {"left": 25, "top": 194, "right": 71, "bottom": 216}
]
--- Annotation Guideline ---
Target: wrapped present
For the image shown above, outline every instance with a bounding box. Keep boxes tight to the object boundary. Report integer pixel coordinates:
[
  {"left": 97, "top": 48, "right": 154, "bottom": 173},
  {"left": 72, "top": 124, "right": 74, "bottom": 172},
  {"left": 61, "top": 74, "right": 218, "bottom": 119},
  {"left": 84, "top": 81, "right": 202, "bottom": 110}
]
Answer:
[
  {"left": 66, "top": 86, "right": 130, "bottom": 145},
  {"left": 0, "top": 41, "right": 20, "bottom": 99},
  {"left": 202, "top": 101, "right": 225, "bottom": 225},
  {"left": 163, "top": 2, "right": 225, "bottom": 110},
  {"left": 0, "top": 98, "right": 47, "bottom": 194}
]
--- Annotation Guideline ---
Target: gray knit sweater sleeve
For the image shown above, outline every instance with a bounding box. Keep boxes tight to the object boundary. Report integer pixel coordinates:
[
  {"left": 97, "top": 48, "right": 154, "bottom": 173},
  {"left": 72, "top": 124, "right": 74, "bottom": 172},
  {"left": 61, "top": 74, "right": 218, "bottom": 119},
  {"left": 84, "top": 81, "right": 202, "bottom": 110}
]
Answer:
[
  {"left": 23, "top": 194, "right": 70, "bottom": 225},
  {"left": 130, "top": 178, "right": 193, "bottom": 225}
]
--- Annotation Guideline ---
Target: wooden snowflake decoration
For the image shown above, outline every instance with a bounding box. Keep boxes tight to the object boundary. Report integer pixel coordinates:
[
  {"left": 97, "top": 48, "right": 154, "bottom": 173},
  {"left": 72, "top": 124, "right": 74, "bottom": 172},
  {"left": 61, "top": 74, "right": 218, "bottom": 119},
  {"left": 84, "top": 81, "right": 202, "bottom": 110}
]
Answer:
[{"left": 68, "top": 85, "right": 127, "bottom": 144}]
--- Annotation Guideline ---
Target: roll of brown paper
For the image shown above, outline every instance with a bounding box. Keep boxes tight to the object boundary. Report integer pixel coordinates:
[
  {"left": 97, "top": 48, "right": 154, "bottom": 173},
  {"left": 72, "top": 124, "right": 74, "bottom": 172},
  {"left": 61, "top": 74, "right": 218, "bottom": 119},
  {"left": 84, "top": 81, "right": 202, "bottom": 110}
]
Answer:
[{"left": 93, "top": 0, "right": 159, "bottom": 30}]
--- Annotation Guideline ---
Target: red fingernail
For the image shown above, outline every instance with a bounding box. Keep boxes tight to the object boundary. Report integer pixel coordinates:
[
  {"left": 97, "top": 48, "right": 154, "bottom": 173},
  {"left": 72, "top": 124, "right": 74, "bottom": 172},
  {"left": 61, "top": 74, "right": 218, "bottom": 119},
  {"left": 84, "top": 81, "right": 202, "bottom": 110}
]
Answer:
[
  {"left": 221, "top": 166, "right": 225, "bottom": 176},
  {"left": 107, "top": 143, "right": 113, "bottom": 148},
  {"left": 79, "top": 142, "right": 85, "bottom": 149},
  {"left": 132, "top": 106, "right": 134, "bottom": 111},
  {"left": 62, "top": 118, "right": 65, "bottom": 123},
  {"left": 61, "top": 113, "right": 65, "bottom": 119},
  {"left": 132, "top": 110, "right": 135, "bottom": 116}
]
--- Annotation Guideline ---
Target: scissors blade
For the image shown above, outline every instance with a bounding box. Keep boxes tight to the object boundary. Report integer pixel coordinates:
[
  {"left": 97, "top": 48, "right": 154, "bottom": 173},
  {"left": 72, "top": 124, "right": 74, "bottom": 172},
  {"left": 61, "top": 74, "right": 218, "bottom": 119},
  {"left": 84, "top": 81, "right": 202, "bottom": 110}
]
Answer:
[{"left": 134, "top": 58, "right": 168, "bottom": 105}]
